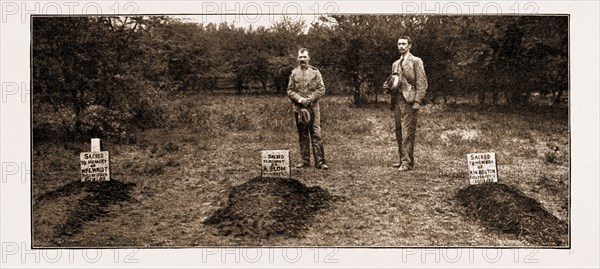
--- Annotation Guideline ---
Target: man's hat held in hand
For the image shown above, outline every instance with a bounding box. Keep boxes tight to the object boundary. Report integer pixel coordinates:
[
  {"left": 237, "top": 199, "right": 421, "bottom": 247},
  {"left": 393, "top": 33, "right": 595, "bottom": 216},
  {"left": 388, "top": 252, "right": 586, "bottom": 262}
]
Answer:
[
  {"left": 385, "top": 73, "right": 402, "bottom": 93},
  {"left": 299, "top": 108, "right": 312, "bottom": 125}
]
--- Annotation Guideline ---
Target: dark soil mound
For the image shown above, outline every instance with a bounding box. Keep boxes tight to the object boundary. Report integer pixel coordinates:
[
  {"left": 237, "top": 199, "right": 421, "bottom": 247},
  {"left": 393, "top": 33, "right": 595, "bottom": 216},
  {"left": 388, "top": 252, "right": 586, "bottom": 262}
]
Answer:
[
  {"left": 457, "top": 183, "right": 568, "bottom": 246},
  {"left": 36, "top": 180, "right": 136, "bottom": 237},
  {"left": 204, "top": 177, "right": 332, "bottom": 238}
]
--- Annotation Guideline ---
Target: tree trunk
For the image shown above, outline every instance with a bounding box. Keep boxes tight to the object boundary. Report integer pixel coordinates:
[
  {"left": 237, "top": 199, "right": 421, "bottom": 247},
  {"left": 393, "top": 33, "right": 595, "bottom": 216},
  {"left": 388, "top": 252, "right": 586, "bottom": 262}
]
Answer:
[
  {"left": 261, "top": 80, "right": 267, "bottom": 94},
  {"left": 353, "top": 83, "right": 362, "bottom": 106},
  {"left": 352, "top": 74, "right": 363, "bottom": 106},
  {"left": 236, "top": 76, "right": 243, "bottom": 94},
  {"left": 478, "top": 91, "right": 486, "bottom": 104},
  {"left": 273, "top": 77, "right": 281, "bottom": 94},
  {"left": 72, "top": 86, "right": 85, "bottom": 139},
  {"left": 492, "top": 89, "right": 499, "bottom": 105}
]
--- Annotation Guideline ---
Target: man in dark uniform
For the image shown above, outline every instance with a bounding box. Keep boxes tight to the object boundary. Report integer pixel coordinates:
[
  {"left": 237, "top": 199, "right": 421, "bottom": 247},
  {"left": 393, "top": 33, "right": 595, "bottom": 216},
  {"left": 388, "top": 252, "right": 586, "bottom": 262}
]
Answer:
[
  {"left": 383, "top": 36, "right": 428, "bottom": 172},
  {"left": 287, "top": 48, "right": 328, "bottom": 170}
]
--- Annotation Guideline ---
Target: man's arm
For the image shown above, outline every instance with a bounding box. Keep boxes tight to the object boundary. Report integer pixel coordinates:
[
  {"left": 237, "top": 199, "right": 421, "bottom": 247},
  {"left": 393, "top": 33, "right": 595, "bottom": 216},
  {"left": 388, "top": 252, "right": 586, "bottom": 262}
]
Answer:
[
  {"left": 413, "top": 58, "right": 428, "bottom": 104},
  {"left": 287, "top": 71, "right": 305, "bottom": 105},
  {"left": 307, "top": 69, "right": 325, "bottom": 103}
]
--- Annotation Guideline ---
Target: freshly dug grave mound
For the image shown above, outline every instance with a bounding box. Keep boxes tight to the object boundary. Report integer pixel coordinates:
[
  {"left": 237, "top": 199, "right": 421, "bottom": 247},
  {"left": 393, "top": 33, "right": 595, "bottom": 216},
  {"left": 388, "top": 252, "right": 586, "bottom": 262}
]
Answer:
[
  {"left": 457, "top": 183, "right": 568, "bottom": 246},
  {"left": 204, "top": 177, "right": 332, "bottom": 238},
  {"left": 36, "top": 180, "right": 136, "bottom": 237}
]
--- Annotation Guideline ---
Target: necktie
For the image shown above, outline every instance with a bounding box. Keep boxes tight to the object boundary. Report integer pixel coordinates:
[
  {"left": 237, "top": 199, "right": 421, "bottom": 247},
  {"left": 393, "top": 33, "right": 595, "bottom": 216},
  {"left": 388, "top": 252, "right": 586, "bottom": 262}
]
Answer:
[{"left": 398, "top": 56, "right": 404, "bottom": 74}]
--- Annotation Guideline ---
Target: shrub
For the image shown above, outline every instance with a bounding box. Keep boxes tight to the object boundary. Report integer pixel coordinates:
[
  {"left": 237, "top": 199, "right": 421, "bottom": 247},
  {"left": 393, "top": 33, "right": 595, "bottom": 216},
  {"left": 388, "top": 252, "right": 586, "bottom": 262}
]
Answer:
[
  {"left": 542, "top": 144, "right": 562, "bottom": 164},
  {"left": 130, "top": 98, "right": 166, "bottom": 130},
  {"left": 78, "top": 105, "right": 132, "bottom": 138}
]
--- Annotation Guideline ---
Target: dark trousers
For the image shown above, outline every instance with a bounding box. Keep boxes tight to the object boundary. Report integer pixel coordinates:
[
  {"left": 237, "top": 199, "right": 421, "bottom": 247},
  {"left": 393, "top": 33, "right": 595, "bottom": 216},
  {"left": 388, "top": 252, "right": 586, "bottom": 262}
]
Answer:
[
  {"left": 295, "top": 104, "right": 325, "bottom": 165},
  {"left": 393, "top": 95, "right": 418, "bottom": 169}
]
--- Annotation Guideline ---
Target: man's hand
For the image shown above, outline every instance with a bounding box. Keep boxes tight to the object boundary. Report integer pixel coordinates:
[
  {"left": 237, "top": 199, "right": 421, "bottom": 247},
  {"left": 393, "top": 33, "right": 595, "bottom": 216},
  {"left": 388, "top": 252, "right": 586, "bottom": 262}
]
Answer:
[
  {"left": 300, "top": 97, "right": 311, "bottom": 106},
  {"left": 412, "top": 102, "right": 421, "bottom": 110}
]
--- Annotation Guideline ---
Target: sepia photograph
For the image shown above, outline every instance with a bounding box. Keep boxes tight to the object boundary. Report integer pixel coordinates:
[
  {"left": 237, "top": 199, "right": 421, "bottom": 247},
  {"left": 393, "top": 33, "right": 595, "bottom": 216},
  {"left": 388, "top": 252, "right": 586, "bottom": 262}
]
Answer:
[{"left": 29, "top": 13, "right": 571, "bottom": 248}]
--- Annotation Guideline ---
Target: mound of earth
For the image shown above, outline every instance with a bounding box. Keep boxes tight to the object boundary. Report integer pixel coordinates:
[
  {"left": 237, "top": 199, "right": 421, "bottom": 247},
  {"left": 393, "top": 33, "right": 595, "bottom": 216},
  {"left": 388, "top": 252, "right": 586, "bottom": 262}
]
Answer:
[
  {"left": 457, "top": 183, "right": 568, "bottom": 246},
  {"left": 36, "top": 180, "right": 136, "bottom": 237},
  {"left": 204, "top": 177, "right": 332, "bottom": 238}
]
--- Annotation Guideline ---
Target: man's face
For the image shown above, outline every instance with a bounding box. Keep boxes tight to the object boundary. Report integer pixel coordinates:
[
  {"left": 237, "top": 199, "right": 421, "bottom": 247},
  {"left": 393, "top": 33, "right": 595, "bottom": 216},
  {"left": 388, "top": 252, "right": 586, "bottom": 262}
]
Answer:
[
  {"left": 297, "top": 51, "right": 310, "bottom": 67},
  {"left": 397, "top": 38, "right": 411, "bottom": 54}
]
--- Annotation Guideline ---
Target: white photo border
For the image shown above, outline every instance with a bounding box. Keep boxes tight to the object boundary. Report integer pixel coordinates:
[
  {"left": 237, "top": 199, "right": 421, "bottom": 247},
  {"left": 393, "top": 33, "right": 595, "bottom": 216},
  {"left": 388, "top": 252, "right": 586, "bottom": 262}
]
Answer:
[{"left": 1, "top": 0, "right": 598, "bottom": 268}]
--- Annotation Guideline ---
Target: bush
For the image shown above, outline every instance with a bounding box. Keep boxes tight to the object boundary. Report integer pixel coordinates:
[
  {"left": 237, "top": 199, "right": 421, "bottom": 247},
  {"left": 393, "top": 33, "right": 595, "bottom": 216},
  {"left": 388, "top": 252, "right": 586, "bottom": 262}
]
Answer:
[
  {"left": 32, "top": 103, "right": 76, "bottom": 142},
  {"left": 541, "top": 143, "right": 563, "bottom": 164},
  {"left": 130, "top": 98, "right": 166, "bottom": 130}
]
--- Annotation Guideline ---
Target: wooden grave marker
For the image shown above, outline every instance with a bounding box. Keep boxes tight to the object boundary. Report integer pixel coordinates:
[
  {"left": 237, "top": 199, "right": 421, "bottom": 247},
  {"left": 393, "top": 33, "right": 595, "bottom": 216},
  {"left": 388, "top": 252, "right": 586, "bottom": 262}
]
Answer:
[
  {"left": 467, "top": 152, "right": 498, "bottom": 185},
  {"left": 261, "top": 150, "right": 290, "bottom": 178},
  {"left": 80, "top": 138, "right": 110, "bottom": 181}
]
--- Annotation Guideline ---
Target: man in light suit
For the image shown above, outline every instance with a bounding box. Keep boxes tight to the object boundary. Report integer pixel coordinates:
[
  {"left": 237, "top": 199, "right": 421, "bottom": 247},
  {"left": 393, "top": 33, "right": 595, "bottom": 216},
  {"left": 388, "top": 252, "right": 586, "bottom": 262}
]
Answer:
[{"left": 383, "top": 36, "right": 428, "bottom": 172}]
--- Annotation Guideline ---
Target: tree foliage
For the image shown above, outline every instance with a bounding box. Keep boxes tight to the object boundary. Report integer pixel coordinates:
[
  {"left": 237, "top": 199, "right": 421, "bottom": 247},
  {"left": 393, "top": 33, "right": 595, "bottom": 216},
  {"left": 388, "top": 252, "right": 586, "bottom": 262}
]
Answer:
[
  {"left": 33, "top": 16, "right": 171, "bottom": 140},
  {"left": 33, "top": 15, "right": 568, "bottom": 140}
]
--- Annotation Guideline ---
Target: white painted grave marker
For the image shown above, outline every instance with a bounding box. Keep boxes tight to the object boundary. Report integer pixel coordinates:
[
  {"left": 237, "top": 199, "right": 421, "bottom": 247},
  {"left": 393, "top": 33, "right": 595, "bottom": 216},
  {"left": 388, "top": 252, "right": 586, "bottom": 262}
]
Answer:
[
  {"left": 467, "top": 152, "right": 498, "bottom": 185},
  {"left": 80, "top": 138, "right": 110, "bottom": 181},
  {"left": 261, "top": 150, "right": 290, "bottom": 178},
  {"left": 91, "top": 138, "right": 101, "bottom": 152}
]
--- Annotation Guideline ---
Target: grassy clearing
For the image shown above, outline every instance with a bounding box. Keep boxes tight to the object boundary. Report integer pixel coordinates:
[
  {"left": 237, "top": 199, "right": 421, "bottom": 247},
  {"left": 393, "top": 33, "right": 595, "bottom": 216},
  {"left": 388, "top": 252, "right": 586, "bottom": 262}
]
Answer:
[{"left": 32, "top": 93, "right": 569, "bottom": 247}]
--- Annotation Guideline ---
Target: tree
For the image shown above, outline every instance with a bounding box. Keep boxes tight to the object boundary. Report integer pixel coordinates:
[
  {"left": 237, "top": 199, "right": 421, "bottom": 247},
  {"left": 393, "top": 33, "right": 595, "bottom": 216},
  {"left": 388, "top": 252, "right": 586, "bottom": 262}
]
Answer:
[
  {"left": 445, "top": 16, "right": 568, "bottom": 106},
  {"left": 268, "top": 17, "right": 305, "bottom": 94},
  {"left": 33, "top": 16, "right": 170, "bottom": 140}
]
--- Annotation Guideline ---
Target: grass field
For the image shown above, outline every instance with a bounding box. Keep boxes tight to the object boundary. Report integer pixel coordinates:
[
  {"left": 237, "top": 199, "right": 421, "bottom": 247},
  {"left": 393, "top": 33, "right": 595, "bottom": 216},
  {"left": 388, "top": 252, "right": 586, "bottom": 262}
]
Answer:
[{"left": 32, "top": 93, "right": 569, "bottom": 247}]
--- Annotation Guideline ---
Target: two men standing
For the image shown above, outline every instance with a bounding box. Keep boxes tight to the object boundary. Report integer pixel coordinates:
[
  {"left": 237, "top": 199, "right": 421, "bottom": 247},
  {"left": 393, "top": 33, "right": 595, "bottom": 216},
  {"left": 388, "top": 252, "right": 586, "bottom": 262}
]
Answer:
[{"left": 287, "top": 36, "right": 427, "bottom": 173}]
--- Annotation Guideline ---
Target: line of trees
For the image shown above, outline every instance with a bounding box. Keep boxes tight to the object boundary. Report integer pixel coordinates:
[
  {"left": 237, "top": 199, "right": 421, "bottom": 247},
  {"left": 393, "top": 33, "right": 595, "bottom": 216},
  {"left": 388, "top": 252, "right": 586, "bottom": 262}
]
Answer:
[{"left": 33, "top": 15, "right": 568, "bottom": 139}]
